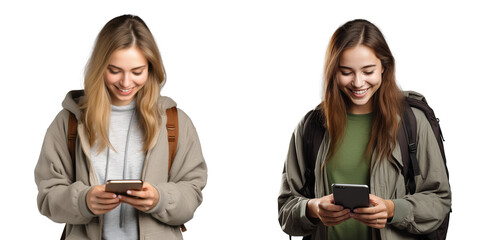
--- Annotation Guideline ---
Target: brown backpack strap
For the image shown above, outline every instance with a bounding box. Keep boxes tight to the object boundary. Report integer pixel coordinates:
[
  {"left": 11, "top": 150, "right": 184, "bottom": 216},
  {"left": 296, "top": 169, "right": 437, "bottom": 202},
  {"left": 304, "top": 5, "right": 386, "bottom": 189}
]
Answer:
[
  {"left": 166, "top": 107, "right": 179, "bottom": 173},
  {"left": 165, "top": 107, "right": 186, "bottom": 232},
  {"left": 67, "top": 112, "right": 78, "bottom": 163}
]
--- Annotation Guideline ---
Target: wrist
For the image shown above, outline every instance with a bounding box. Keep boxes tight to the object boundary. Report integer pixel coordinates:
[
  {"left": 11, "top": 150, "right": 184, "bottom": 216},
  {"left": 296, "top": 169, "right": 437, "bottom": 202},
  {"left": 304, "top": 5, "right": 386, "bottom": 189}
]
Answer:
[
  {"left": 385, "top": 200, "right": 395, "bottom": 220},
  {"left": 304, "top": 199, "right": 320, "bottom": 224},
  {"left": 306, "top": 199, "right": 315, "bottom": 219}
]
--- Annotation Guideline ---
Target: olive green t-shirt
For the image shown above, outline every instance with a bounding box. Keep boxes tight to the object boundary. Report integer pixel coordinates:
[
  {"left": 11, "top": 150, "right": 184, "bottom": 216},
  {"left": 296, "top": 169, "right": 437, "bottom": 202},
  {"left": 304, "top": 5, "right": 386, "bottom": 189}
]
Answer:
[{"left": 326, "top": 113, "right": 372, "bottom": 240}]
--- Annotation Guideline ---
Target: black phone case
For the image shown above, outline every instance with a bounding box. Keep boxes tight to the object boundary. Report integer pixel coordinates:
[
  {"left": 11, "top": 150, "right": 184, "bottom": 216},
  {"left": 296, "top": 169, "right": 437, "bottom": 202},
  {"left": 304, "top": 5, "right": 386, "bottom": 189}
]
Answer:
[{"left": 332, "top": 184, "right": 369, "bottom": 211}]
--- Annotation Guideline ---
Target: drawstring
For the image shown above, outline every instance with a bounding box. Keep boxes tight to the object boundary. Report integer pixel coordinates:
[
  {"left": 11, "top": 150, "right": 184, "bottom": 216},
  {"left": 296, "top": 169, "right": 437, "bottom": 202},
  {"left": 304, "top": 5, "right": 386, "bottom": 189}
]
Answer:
[{"left": 104, "top": 110, "right": 136, "bottom": 228}]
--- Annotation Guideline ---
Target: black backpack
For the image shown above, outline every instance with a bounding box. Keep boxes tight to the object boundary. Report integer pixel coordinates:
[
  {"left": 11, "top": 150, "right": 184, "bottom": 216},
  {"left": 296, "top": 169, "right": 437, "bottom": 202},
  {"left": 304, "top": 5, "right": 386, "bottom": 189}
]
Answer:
[{"left": 299, "top": 91, "right": 450, "bottom": 240}]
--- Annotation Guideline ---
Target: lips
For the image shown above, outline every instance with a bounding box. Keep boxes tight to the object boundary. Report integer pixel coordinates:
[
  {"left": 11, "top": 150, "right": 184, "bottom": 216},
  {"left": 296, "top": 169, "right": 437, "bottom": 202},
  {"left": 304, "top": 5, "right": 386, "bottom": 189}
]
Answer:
[
  {"left": 350, "top": 88, "right": 368, "bottom": 98},
  {"left": 116, "top": 86, "right": 135, "bottom": 96}
]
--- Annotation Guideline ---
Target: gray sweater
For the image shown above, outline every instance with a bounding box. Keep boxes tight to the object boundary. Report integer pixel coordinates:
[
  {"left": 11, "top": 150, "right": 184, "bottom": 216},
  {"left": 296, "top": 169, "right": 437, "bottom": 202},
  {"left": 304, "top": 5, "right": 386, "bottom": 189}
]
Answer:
[{"left": 91, "top": 100, "right": 145, "bottom": 240}]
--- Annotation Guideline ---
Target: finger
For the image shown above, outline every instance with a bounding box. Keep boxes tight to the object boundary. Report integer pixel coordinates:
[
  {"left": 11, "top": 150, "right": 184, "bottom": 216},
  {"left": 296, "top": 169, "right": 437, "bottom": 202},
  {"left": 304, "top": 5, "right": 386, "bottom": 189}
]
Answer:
[
  {"left": 321, "top": 212, "right": 351, "bottom": 226},
  {"left": 323, "top": 208, "right": 351, "bottom": 218},
  {"left": 320, "top": 201, "right": 346, "bottom": 212},
  {"left": 89, "top": 202, "right": 121, "bottom": 215},
  {"left": 356, "top": 217, "right": 387, "bottom": 229},
  {"left": 351, "top": 211, "right": 386, "bottom": 221},
  {"left": 90, "top": 195, "right": 121, "bottom": 207},
  {"left": 125, "top": 182, "right": 155, "bottom": 198},
  {"left": 91, "top": 202, "right": 120, "bottom": 211},
  {"left": 319, "top": 204, "right": 350, "bottom": 218},
  {"left": 369, "top": 194, "right": 382, "bottom": 205},
  {"left": 125, "top": 189, "right": 152, "bottom": 199},
  {"left": 132, "top": 205, "right": 152, "bottom": 212},
  {"left": 87, "top": 193, "right": 119, "bottom": 208},
  {"left": 118, "top": 195, "right": 155, "bottom": 207},
  {"left": 354, "top": 201, "right": 387, "bottom": 214},
  {"left": 350, "top": 212, "right": 388, "bottom": 230},
  {"left": 91, "top": 186, "right": 118, "bottom": 199},
  {"left": 95, "top": 196, "right": 120, "bottom": 205},
  {"left": 325, "top": 194, "right": 335, "bottom": 203},
  {"left": 320, "top": 209, "right": 351, "bottom": 225},
  {"left": 354, "top": 206, "right": 376, "bottom": 214},
  {"left": 118, "top": 195, "right": 155, "bottom": 212}
]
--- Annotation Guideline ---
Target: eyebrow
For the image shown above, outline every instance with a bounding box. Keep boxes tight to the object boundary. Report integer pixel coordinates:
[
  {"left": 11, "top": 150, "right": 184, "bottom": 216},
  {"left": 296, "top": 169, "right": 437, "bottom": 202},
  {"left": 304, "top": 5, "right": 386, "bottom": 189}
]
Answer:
[
  {"left": 339, "top": 64, "right": 376, "bottom": 70},
  {"left": 108, "top": 64, "right": 147, "bottom": 71}
]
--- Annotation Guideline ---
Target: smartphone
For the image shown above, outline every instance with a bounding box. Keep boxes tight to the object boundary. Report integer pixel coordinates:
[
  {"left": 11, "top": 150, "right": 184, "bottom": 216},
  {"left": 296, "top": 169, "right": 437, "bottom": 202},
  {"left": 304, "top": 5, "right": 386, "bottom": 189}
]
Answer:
[
  {"left": 332, "top": 183, "right": 370, "bottom": 211},
  {"left": 105, "top": 179, "right": 143, "bottom": 194}
]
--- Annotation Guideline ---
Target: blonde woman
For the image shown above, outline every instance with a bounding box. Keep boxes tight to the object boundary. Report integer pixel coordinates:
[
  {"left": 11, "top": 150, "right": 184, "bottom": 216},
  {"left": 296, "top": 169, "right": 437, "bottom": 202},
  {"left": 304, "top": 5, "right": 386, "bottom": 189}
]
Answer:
[
  {"left": 278, "top": 19, "right": 451, "bottom": 239},
  {"left": 35, "top": 15, "right": 207, "bottom": 239}
]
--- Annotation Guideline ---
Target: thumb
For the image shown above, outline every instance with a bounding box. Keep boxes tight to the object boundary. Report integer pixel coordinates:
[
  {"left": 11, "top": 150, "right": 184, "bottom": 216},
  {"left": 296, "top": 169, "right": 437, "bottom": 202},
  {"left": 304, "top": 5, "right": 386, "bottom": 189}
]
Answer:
[
  {"left": 327, "top": 194, "right": 335, "bottom": 204},
  {"left": 369, "top": 194, "right": 383, "bottom": 207}
]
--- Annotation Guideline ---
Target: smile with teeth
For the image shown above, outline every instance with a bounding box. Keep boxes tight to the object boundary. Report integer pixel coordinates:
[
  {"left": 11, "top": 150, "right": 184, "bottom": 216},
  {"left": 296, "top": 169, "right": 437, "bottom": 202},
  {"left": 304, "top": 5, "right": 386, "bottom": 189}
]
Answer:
[
  {"left": 352, "top": 89, "right": 367, "bottom": 94},
  {"left": 119, "top": 88, "right": 132, "bottom": 92},
  {"left": 116, "top": 86, "right": 135, "bottom": 95}
]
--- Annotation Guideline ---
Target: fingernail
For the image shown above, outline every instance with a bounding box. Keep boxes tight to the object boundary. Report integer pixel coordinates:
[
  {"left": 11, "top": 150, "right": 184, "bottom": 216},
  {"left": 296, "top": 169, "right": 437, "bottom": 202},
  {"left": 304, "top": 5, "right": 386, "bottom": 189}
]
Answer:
[
  {"left": 127, "top": 190, "right": 132, "bottom": 195},
  {"left": 118, "top": 195, "right": 122, "bottom": 199},
  {"left": 113, "top": 194, "right": 117, "bottom": 198}
]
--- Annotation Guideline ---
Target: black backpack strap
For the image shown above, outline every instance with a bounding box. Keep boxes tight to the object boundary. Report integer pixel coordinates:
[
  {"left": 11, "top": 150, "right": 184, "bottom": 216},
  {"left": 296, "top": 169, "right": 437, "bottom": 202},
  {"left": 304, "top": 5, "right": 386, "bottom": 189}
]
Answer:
[
  {"left": 298, "top": 105, "right": 326, "bottom": 240},
  {"left": 397, "top": 116, "right": 411, "bottom": 186},
  {"left": 300, "top": 105, "right": 326, "bottom": 198},
  {"left": 405, "top": 97, "right": 448, "bottom": 177},
  {"left": 400, "top": 101, "right": 420, "bottom": 194}
]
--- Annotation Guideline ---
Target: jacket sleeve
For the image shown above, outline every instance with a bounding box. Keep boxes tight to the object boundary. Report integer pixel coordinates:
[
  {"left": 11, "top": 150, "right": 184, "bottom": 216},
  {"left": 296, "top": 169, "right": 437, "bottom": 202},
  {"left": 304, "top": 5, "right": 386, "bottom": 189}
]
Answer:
[
  {"left": 389, "top": 109, "right": 452, "bottom": 234},
  {"left": 34, "top": 110, "right": 95, "bottom": 224},
  {"left": 278, "top": 122, "right": 320, "bottom": 236},
  {"left": 147, "top": 110, "right": 207, "bottom": 226}
]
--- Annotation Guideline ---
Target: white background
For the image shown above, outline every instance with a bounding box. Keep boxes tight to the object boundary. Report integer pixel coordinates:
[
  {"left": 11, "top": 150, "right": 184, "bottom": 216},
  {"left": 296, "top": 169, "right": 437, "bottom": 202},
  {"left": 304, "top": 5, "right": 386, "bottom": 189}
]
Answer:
[{"left": 1, "top": 0, "right": 478, "bottom": 239}]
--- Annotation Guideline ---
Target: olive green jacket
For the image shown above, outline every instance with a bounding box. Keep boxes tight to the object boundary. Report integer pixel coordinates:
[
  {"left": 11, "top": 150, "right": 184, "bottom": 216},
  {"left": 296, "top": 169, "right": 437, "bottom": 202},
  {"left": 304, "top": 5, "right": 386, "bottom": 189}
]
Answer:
[
  {"left": 278, "top": 96, "right": 451, "bottom": 239},
  {"left": 35, "top": 91, "right": 207, "bottom": 239}
]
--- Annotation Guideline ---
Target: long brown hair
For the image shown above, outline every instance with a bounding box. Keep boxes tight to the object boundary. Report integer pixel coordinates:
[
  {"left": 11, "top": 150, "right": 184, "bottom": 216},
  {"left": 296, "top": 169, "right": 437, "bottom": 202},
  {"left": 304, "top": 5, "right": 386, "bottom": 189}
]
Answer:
[
  {"left": 322, "top": 19, "right": 403, "bottom": 162},
  {"left": 81, "top": 15, "right": 166, "bottom": 152}
]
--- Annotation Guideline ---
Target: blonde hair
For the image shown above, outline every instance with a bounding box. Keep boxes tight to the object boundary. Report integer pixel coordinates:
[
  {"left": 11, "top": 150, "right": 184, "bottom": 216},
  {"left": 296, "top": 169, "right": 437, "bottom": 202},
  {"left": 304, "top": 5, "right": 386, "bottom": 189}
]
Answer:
[
  {"left": 81, "top": 15, "right": 166, "bottom": 152},
  {"left": 323, "top": 19, "right": 404, "bottom": 162}
]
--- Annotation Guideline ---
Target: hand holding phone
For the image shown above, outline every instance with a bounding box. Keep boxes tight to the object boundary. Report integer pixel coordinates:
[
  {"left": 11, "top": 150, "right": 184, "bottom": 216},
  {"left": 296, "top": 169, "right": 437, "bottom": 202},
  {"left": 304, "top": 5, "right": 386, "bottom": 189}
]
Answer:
[
  {"left": 306, "top": 194, "right": 351, "bottom": 226},
  {"left": 86, "top": 184, "right": 121, "bottom": 215},
  {"left": 332, "top": 183, "right": 370, "bottom": 211},
  {"left": 116, "top": 181, "right": 160, "bottom": 213}
]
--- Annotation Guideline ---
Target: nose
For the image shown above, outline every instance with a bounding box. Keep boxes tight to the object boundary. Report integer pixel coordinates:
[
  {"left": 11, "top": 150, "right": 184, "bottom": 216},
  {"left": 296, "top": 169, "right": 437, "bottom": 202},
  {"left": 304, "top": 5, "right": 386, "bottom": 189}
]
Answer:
[
  {"left": 351, "top": 73, "right": 364, "bottom": 88},
  {"left": 119, "top": 73, "right": 131, "bottom": 88}
]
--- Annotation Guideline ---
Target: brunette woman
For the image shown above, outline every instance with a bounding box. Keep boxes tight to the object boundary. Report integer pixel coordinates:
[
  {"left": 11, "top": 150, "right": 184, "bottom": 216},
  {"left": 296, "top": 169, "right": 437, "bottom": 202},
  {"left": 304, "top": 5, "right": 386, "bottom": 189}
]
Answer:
[{"left": 278, "top": 19, "right": 451, "bottom": 240}]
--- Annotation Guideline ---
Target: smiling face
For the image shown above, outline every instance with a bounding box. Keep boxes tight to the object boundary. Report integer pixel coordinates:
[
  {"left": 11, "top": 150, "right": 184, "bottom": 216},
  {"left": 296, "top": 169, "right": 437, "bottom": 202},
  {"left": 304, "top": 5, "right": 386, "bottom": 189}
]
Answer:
[
  {"left": 337, "top": 45, "right": 383, "bottom": 114},
  {"left": 104, "top": 46, "right": 149, "bottom": 106}
]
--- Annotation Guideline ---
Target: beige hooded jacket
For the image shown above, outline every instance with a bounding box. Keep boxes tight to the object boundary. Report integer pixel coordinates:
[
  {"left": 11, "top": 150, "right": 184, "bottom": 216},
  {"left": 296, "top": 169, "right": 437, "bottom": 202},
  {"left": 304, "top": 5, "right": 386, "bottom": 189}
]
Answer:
[
  {"left": 278, "top": 93, "right": 451, "bottom": 240},
  {"left": 35, "top": 91, "right": 207, "bottom": 240}
]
